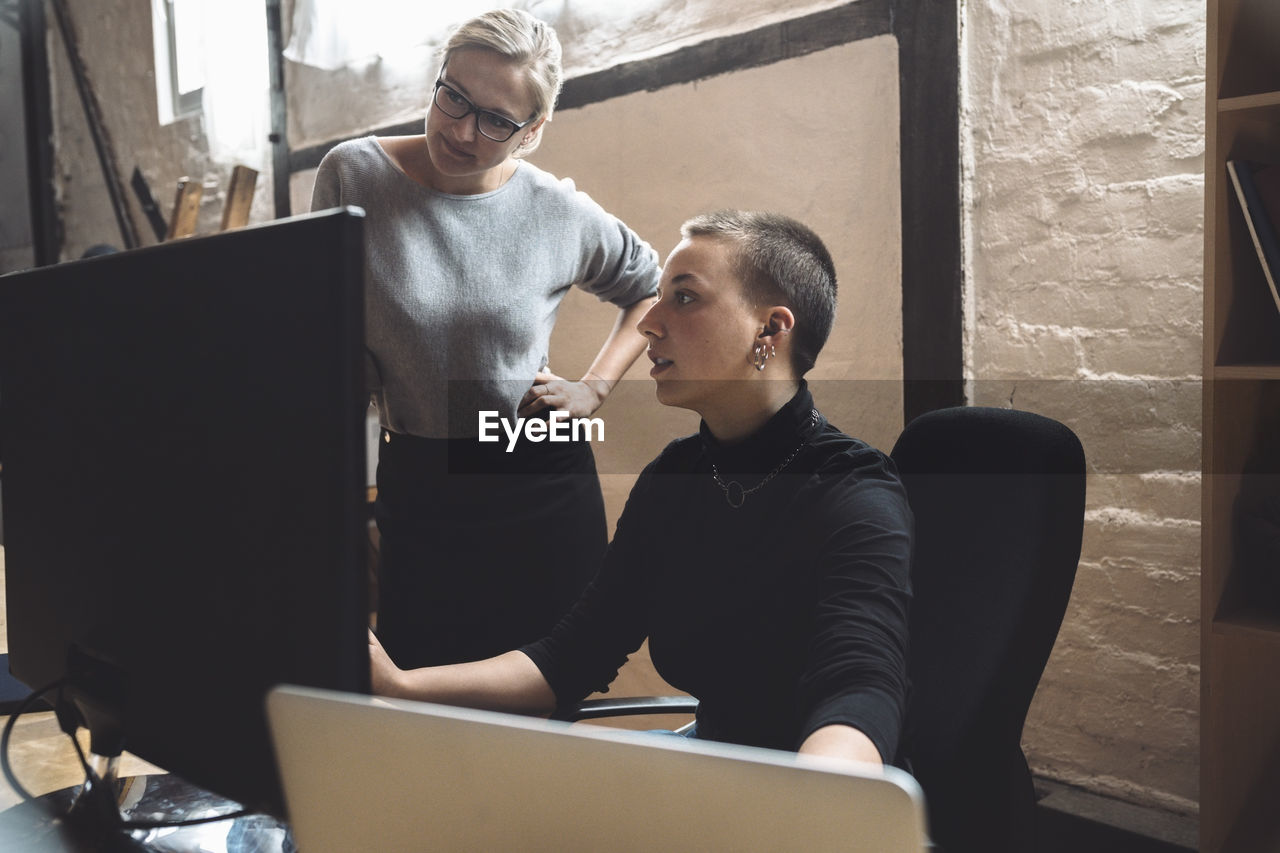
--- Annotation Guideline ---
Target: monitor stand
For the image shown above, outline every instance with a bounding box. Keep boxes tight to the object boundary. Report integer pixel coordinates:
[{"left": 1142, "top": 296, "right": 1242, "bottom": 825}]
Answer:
[
  {"left": 0, "top": 655, "right": 51, "bottom": 716},
  {"left": 0, "top": 763, "right": 292, "bottom": 852}
]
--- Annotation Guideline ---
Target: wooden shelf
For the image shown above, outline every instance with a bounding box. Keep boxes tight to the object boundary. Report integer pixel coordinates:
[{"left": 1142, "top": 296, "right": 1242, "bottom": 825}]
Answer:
[
  {"left": 1215, "top": 0, "right": 1280, "bottom": 101},
  {"left": 1219, "top": 91, "right": 1280, "bottom": 113},
  {"left": 1212, "top": 611, "right": 1280, "bottom": 643},
  {"left": 1211, "top": 363, "right": 1280, "bottom": 379},
  {"left": 1220, "top": 764, "right": 1280, "bottom": 853},
  {"left": 1203, "top": 2, "right": 1280, "bottom": 850}
]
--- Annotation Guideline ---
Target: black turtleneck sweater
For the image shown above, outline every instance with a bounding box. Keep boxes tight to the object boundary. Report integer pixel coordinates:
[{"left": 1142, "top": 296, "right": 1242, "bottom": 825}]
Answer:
[{"left": 521, "top": 384, "right": 913, "bottom": 762}]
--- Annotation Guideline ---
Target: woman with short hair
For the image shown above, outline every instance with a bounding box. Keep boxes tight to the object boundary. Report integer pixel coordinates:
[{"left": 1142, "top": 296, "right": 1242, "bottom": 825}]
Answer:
[{"left": 369, "top": 210, "right": 913, "bottom": 766}]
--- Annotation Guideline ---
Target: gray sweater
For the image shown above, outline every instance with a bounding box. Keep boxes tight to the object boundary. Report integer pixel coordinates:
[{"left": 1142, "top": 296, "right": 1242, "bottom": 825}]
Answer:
[{"left": 312, "top": 136, "right": 660, "bottom": 438}]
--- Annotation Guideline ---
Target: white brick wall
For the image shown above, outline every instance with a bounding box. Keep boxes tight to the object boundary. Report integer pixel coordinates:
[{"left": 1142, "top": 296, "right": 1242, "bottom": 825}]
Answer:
[{"left": 962, "top": 0, "right": 1204, "bottom": 812}]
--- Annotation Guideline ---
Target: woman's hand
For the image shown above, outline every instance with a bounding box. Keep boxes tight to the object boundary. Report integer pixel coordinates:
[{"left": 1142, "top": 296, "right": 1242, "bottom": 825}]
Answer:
[
  {"left": 368, "top": 629, "right": 404, "bottom": 698},
  {"left": 517, "top": 370, "right": 609, "bottom": 419},
  {"left": 365, "top": 634, "right": 560, "bottom": 714}
]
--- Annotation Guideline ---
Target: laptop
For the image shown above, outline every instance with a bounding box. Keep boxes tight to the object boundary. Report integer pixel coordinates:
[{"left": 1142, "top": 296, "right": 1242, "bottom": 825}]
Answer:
[{"left": 267, "top": 685, "right": 930, "bottom": 852}]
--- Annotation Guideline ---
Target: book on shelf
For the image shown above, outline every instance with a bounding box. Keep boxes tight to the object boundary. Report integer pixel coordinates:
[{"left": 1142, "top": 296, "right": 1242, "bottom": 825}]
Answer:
[{"left": 1227, "top": 159, "right": 1280, "bottom": 317}]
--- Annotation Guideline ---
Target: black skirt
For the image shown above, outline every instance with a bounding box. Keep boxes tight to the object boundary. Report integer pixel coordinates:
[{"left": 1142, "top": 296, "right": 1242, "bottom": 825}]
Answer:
[{"left": 372, "top": 419, "right": 607, "bottom": 669}]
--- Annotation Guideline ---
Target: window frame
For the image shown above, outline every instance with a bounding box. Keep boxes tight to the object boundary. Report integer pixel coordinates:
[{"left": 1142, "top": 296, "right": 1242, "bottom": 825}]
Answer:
[{"left": 154, "top": 0, "right": 203, "bottom": 123}]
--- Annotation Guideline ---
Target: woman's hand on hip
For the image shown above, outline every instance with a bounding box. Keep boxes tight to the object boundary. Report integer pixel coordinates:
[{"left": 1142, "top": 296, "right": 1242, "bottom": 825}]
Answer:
[{"left": 517, "top": 370, "right": 606, "bottom": 419}]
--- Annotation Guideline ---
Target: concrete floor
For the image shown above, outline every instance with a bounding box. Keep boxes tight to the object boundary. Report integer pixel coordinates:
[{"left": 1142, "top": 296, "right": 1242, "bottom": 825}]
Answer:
[{"left": 1035, "top": 778, "right": 1197, "bottom": 852}]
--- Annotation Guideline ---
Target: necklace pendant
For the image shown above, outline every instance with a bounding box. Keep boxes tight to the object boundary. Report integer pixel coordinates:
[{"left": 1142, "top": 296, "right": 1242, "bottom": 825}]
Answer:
[{"left": 725, "top": 480, "right": 746, "bottom": 509}]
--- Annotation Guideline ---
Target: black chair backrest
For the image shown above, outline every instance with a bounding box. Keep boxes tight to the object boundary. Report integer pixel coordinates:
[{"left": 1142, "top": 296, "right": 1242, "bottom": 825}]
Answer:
[{"left": 891, "top": 406, "right": 1085, "bottom": 853}]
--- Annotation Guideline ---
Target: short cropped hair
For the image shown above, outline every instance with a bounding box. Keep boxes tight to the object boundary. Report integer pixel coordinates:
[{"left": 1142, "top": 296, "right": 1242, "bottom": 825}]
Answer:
[
  {"left": 441, "top": 9, "right": 563, "bottom": 156},
  {"left": 681, "top": 210, "right": 838, "bottom": 376}
]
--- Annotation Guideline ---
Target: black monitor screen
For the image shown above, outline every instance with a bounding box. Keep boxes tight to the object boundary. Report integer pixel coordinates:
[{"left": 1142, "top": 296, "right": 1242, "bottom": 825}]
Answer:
[{"left": 0, "top": 207, "right": 370, "bottom": 816}]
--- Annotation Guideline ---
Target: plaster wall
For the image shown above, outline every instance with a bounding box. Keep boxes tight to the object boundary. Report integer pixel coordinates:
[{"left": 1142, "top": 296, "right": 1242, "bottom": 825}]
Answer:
[{"left": 961, "top": 0, "right": 1204, "bottom": 813}]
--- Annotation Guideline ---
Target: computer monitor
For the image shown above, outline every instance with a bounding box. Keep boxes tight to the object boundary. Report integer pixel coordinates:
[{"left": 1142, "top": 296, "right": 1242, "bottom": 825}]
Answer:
[{"left": 0, "top": 207, "right": 371, "bottom": 818}]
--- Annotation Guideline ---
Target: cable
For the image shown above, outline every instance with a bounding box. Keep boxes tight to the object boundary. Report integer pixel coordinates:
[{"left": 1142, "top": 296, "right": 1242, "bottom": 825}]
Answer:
[
  {"left": 1, "top": 680, "right": 255, "bottom": 829},
  {"left": 120, "top": 807, "right": 256, "bottom": 830},
  {"left": 62, "top": 731, "right": 257, "bottom": 830}
]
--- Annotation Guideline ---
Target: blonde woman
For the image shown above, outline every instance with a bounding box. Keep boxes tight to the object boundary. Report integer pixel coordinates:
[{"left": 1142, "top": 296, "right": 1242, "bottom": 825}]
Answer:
[{"left": 313, "top": 9, "right": 659, "bottom": 669}]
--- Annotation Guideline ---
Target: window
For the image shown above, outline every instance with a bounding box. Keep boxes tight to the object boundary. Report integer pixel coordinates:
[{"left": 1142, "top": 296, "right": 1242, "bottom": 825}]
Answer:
[
  {"left": 150, "top": 0, "right": 268, "bottom": 169},
  {"left": 153, "top": 0, "right": 204, "bottom": 124}
]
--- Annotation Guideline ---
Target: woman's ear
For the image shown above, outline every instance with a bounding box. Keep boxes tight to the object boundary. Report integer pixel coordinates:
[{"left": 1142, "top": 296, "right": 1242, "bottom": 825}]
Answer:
[
  {"left": 753, "top": 307, "right": 797, "bottom": 377},
  {"left": 758, "top": 306, "right": 796, "bottom": 341},
  {"left": 520, "top": 116, "right": 549, "bottom": 148}
]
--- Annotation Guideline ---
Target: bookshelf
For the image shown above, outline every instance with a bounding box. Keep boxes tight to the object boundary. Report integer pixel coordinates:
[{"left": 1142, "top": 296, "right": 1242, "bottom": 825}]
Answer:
[{"left": 1203, "top": 1, "right": 1280, "bottom": 850}]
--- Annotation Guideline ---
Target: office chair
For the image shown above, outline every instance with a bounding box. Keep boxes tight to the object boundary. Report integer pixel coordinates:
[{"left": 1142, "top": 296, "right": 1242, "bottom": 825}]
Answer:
[
  {"left": 560, "top": 406, "right": 1085, "bottom": 853},
  {"left": 890, "top": 405, "right": 1085, "bottom": 852}
]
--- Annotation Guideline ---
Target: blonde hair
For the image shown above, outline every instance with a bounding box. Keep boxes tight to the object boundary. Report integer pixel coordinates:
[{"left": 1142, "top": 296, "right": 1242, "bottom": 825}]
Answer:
[{"left": 441, "top": 9, "right": 563, "bottom": 157}]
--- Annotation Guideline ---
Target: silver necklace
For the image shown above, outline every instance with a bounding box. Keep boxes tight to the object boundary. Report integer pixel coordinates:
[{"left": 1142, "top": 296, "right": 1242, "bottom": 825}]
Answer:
[{"left": 711, "top": 441, "right": 807, "bottom": 509}]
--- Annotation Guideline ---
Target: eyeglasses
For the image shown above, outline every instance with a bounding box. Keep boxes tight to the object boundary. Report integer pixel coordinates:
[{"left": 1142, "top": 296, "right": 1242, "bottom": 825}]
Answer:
[{"left": 431, "top": 80, "right": 533, "bottom": 143}]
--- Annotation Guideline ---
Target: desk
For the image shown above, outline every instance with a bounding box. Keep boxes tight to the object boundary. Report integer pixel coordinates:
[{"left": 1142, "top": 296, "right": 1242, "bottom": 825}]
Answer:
[
  {"left": 1, "top": 544, "right": 291, "bottom": 851},
  {"left": 0, "top": 773, "right": 291, "bottom": 852}
]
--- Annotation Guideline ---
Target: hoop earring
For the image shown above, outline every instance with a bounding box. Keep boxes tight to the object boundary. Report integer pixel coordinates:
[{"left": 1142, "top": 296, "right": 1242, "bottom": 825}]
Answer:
[{"left": 752, "top": 343, "right": 775, "bottom": 372}]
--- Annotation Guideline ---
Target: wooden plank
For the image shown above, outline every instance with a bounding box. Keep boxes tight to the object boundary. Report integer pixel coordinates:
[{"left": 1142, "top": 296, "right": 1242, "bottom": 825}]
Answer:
[
  {"left": 130, "top": 167, "right": 169, "bottom": 241},
  {"left": 219, "top": 165, "right": 258, "bottom": 231},
  {"left": 166, "top": 177, "right": 202, "bottom": 240}
]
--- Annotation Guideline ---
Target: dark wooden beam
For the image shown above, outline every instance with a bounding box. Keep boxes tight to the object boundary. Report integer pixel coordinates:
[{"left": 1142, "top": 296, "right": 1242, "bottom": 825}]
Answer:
[
  {"left": 266, "top": 0, "right": 291, "bottom": 218},
  {"left": 19, "top": 0, "right": 60, "bottom": 265},
  {"left": 558, "top": 0, "right": 891, "bottom": 110},
  {"left": 894, "top": 0, "right": 965, "bottom": 423}
]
